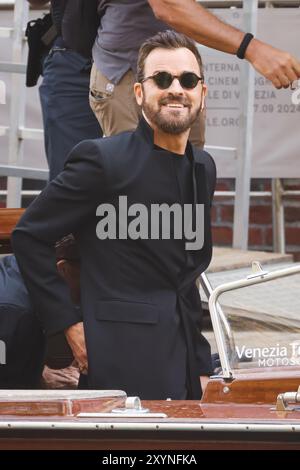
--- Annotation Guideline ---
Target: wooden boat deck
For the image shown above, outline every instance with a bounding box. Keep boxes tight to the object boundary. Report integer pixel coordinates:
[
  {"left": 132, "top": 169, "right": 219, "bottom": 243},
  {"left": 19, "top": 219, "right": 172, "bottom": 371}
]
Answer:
[{"left": 0, "top": 398, "right": 300, "bottom": 450}]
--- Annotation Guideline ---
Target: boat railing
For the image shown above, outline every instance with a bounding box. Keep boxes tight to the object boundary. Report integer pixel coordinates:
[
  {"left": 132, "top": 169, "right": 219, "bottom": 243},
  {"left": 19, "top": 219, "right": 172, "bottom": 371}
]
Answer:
[{"left": 208, "top": 261, "right": 300, "bottom": 378}]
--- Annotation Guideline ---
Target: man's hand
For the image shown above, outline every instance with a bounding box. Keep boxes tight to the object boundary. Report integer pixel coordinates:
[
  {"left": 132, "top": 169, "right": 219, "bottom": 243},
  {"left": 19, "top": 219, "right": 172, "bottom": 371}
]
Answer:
[
  {"left": 149, "top": 0, "right": 300, "bottom": 89},
  {"left": 245, "top": 39, "right": 300, "bottom": 89},
  {"left": 42, "top": 363, "right": 80, "bottom": 389},
  {"left": 64, "top": 322, "right": 88, "bottom": 375}
]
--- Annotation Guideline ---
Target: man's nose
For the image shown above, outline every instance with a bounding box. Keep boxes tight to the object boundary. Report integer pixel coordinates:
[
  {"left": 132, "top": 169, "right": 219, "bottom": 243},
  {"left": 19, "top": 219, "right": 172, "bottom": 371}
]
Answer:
[{"left": 168, "top": 77, "right": 184, "bottom": 93}]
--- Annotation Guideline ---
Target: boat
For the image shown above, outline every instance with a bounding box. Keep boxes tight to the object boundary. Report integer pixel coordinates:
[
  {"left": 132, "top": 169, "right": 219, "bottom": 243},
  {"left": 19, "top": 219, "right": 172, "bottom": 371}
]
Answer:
[{"left": 1, "top": 208, "right": 300, "bottom": 450}]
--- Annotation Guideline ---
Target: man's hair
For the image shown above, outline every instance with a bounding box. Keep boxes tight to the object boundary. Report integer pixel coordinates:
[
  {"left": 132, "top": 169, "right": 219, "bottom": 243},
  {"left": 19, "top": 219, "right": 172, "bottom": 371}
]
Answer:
[{"left": 136, "top": 30, "right": 204, "bottom": 83}]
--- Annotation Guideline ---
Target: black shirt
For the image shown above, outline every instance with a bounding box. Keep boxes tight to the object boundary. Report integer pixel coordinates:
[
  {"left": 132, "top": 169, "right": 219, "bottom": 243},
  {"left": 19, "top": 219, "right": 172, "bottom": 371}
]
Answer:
[{"left": 153, "top": 145, "right": 195, "bottom": 400}]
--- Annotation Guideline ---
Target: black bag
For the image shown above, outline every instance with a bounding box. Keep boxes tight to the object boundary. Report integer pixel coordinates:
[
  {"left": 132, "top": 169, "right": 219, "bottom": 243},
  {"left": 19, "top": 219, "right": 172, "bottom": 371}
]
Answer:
[{"left": 25, "top": 13, "right": 57, "bottom": 87}]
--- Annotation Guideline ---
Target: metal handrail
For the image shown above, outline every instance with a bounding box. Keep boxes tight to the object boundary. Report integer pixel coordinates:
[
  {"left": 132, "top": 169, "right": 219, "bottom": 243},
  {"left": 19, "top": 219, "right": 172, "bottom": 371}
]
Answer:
[
  {"left": 200, "top": 273, "right": 236, "bottom": 362},
  {"left": 208, "top": 262, "right": 300, "bottom": 378}
]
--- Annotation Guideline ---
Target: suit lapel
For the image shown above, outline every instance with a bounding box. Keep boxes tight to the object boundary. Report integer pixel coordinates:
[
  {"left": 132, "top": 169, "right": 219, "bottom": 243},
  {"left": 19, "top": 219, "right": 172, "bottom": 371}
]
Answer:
[{"left": 179, "top": 159, "right": 212, "bottom": 290}]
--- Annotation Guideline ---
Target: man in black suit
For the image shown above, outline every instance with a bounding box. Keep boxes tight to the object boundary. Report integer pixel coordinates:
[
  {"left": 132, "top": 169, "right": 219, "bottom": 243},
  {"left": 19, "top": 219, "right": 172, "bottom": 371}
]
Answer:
[{"left": 13, "top": 30, "right": 216, "bottom": 400}]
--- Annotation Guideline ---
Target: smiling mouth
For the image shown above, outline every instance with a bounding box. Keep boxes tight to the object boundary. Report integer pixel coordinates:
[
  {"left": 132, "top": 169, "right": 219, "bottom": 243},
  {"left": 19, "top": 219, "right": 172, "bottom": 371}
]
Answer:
[{"left": 162, "top": 103, "right": 187, "bottom": 109}]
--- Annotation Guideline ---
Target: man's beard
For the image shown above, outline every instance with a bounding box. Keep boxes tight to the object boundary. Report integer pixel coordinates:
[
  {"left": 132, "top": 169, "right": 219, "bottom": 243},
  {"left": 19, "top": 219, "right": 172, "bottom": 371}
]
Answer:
[{"left": 142, "top": 93, "right": 201, "bottom": 135}]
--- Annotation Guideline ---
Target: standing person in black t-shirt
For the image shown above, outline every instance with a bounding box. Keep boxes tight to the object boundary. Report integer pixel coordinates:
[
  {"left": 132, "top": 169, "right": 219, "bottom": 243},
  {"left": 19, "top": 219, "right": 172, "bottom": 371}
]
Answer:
[{"left": 27, "top": 1, "right": 102, "bottom": 181}]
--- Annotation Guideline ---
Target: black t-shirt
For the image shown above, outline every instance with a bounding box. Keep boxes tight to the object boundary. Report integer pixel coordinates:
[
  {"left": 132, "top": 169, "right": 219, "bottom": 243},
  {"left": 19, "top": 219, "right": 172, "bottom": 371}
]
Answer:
[
  {"left": 50, "top": 0, "right": 67, "bottom": 37},
  {"left": 154, "top": 144, "right": 193, "bottom": 207},
  {"left": 51, "top": 0, "right": 99, "bottom": 58},
  {"left": 154, "top": 144, "right": 198, "bottom": 273},
  {"left": 154, "top": 145, "right": 195, "bottom": 399}
]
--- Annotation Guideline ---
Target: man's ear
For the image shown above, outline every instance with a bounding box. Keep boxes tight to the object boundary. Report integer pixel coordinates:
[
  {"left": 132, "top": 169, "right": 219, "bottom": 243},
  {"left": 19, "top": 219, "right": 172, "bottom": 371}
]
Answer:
[
  {"left": 201, "top": 84, "right": 207, "bottom": 111},
  {"left": 134, "top": 82, "right": 143, "bottom": 106}
]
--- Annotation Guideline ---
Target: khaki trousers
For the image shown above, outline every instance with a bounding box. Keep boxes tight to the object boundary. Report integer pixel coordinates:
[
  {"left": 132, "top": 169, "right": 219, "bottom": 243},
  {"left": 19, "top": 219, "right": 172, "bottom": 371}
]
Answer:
[{"left": 90, "top": 64, "right": 206, "bottom": 148}]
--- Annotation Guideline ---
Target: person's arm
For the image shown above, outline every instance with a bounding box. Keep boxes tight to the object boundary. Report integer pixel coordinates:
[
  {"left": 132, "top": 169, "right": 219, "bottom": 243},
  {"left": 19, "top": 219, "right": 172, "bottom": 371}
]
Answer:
[
  {"left": 12, "top": 140, "right": 106, "bottom": 370},
  {"left": 148, "top": 0, "right": 300, "bottom": 89}
]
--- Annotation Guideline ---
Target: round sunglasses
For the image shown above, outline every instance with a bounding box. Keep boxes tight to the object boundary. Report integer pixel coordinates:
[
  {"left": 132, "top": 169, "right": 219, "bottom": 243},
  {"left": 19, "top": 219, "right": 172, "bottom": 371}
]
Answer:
[{"left": 141, "top": 71, "right": 204, "bottom": 90}]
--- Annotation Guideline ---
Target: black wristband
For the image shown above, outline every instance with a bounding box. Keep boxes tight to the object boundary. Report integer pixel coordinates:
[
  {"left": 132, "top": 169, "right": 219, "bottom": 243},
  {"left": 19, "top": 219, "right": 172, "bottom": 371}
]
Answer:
[{"left": 236, "top": 33, "right": 254, "bottom": 59}]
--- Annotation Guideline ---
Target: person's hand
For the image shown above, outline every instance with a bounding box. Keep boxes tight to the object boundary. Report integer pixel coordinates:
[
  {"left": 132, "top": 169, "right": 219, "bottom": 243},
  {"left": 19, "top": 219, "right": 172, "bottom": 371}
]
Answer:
[
  {"left": 245, "top": 38, "right": 300, "bottom": 89},
  {"left": 41, "top": 363, "right": 80, "bottom": 389},
  {"left": 64, "top": 322, "right": 88, "bottom": 375}
]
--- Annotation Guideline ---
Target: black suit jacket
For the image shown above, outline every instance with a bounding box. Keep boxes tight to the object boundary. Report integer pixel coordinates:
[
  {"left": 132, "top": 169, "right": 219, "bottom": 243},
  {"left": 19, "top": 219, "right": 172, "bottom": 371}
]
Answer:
[{"left": 12, "top": 118, "right": 216, "bottom": 399}]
